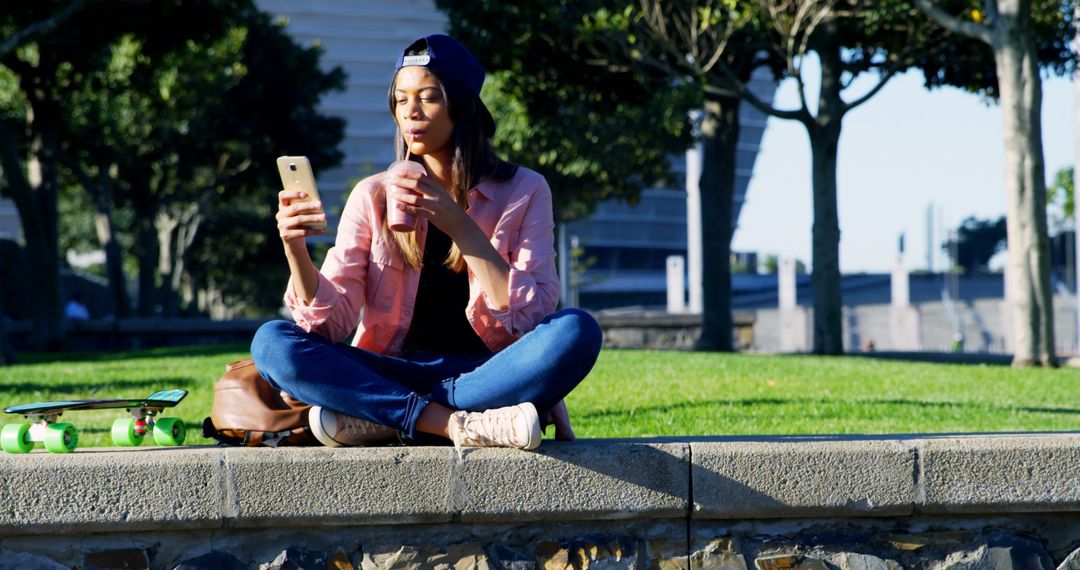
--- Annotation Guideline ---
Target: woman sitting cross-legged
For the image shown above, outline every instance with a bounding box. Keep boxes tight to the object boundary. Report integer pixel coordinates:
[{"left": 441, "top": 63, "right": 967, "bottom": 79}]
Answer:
[{"left": 251, "top": 34, "right": 602, "bottom": 450}]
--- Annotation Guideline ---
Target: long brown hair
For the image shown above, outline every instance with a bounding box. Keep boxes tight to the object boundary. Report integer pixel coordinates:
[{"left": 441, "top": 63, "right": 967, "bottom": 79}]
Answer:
[{"left": 384, "top": 59, "right": 516, "bottom": 271}]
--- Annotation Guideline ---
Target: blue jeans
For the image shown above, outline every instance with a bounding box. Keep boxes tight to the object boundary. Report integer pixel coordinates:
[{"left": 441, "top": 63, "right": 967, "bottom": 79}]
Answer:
[{"left": 250, "top": 308, "right": 603, "bottom": 440}]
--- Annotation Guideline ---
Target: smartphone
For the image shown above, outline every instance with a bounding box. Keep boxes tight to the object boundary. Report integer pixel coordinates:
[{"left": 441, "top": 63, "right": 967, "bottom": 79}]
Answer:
[{"left": 276, "top": 155, "right": 328, "bottom": 231}]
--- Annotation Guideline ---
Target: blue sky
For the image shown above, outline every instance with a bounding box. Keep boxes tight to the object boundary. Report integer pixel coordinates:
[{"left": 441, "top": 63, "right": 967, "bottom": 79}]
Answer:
[{"left": 732, "top": 69, "right": 1075, "bottom": 274}]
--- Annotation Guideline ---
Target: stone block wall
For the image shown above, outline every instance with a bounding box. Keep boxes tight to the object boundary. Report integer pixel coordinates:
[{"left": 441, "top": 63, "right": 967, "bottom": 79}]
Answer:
[{"left": 3, "top": 435, "right": 1080, "bottom": 569}]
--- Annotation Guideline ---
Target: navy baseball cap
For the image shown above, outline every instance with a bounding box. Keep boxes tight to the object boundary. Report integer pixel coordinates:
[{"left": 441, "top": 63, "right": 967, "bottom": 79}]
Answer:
[{"left": 395, "top": 34, "right": 496, "bottom": 137}]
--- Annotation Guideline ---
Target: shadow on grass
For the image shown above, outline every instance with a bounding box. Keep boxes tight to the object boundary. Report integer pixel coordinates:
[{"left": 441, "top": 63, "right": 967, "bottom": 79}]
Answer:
[
  {"left": 1, "top": 376, "right": 198, "bottom": 399},
  {"left": 845, "top": 351, "right": 1013, "bottom": 366},
  {"left": 576, "top": 397, "right": 1080, "bottom": 420},
  {"left": 11, "top": 343, "right": 249, "bottom": 366}
]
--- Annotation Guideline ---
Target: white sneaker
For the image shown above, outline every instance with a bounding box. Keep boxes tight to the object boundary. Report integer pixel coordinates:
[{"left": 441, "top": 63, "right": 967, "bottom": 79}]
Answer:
[
  {"left": 309, "top": 406, "right": 399, "bottom": 447},
  {"left": 448, "top": 402, "right": 542, "bottom": 450}
]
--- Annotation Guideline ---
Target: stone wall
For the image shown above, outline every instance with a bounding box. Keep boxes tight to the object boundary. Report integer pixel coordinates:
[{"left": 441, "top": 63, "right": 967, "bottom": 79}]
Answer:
[
  {"left": 2, "top": 435, "right": 1080, "bottom": 569},
  {"left": 596, "top": 311, "right": 755, "bottom": 350}
]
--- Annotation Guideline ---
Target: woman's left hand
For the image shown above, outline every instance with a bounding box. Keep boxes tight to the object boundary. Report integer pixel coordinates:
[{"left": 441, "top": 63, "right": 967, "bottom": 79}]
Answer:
[
  {"left": 389, "top": 172, "right": 471, "bottom": 238},
  {"left": 389, "top": 168, "right": 511, "bottom": 309}
]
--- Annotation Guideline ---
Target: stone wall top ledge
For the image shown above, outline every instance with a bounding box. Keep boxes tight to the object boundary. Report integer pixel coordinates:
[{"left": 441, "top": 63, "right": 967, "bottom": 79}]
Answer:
[{"left": 3, "top": 434, "right": 1080, "bottom": 535}]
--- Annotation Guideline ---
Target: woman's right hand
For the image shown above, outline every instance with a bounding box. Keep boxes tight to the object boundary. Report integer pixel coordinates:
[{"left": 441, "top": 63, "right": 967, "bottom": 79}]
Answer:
[{"left": 276, "top": 189, "right": 327, "bottom": 244}]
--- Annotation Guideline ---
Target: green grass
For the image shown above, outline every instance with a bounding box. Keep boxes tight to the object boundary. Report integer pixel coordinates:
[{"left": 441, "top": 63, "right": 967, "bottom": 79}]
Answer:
[
  {"left": 0, "top": 344, "right": 247, "bottom": 448},
  {"left": 573, "top": 351, "right": 1080, "bottom": 436},
  {"left": 1, "top": 346, "right": 1079, "bottom": 448}
]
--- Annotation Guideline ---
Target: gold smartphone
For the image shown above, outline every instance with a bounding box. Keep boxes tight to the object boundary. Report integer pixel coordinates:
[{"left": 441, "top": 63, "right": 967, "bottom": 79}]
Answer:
[{"left": 276, "top": 155, "right": 328, "bottom": 231}]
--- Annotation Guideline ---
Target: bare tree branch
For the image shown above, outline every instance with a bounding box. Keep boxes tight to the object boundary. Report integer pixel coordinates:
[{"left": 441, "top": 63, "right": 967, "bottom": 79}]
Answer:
[
  {"left": 0, "top": 0, "right": 92, "bottom": 58},
  {"left": 912, "top": 0, "right": 994, "bottom": 45},
  {"left": 0, "top": 0, "right": 151, "bottom": 59},
  {"left": 760, "top": 0, "right": 835, "bottom": 124},
  {"left": 632, "top": 0, "right": 815, "bottom": 124},
  {"left": 704, "top": 73, "right": 810, "bottom": 123},
  {"left": 841, "top": 23, "right": 944, "bottom": 113},
  {"left": 841, "top": 67, "right": 898, "bottom": 112}
]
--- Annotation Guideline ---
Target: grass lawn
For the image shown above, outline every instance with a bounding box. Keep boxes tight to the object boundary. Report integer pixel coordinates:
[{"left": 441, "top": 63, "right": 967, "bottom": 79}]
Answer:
[{"left": 1, "top": 345, "right": 1079, "bottom": 448}]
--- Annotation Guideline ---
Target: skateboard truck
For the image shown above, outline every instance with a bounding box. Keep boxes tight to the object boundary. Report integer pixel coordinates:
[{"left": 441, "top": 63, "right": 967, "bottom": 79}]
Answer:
[
  {"left": 7, "top": 412, "right": 78, "bottom": 454},
  {"left": 110, "top": 405, "right": 184, "bottom": 449}
]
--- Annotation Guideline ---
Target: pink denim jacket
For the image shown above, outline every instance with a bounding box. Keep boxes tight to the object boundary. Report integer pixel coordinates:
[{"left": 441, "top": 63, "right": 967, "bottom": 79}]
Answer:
[{"left": 284, "top": 166, "right": 560, "bottom": 355}]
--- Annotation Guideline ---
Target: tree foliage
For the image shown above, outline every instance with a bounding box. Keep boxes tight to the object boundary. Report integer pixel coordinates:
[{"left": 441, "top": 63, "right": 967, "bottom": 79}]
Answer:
[
  {"left": 435, "top": 0, "right": 696, "bottom": 222},
  {"left": 945, "top": 215, "right": 1007, "bottom": 273},
  {"left": 912, "top": 0, "right": 1075, "bottom": 97},
  {"left": 1048, "top": 166, "right": 1074, "bottom": 233}
]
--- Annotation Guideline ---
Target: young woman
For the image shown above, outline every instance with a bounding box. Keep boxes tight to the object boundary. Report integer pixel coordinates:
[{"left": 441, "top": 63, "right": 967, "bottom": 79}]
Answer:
[{"left": 251, "top": 34, "right": 602, "bottom": 450}]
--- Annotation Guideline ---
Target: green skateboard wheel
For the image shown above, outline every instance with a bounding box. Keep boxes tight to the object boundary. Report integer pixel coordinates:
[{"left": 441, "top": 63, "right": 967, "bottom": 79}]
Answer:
[
  {"left": 1, "top": 423, "right": 33, "bottom": 454},
  {"left": 43, "top": 423, "right": 77, "bottom": 453},
  {"left": 111, "top": 418, "right": 145, "bottom": 447},
  {"left": 153, "top": 418, "right": 186, "bottom": 446}
]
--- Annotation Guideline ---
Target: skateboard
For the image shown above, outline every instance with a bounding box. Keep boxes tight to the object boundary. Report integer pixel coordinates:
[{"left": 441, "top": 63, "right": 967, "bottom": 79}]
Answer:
[{"left": 1, "top": 389, "right": 188, "bottom": 454}]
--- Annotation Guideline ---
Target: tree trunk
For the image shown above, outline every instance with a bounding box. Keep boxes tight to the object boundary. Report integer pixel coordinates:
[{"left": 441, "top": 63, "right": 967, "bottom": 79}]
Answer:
[
  {"left": 155, "top": 203, "right": 201, "bottom": 317},
  {"left": 995, "top": 0, "right": 1055, "bottom": 366},
  {"left": 131, "top": 167, "right": 159, "bottom": 316},
  {"left": 0, "top": 242, "right": 14, "bottom": 363},
  {"left": 136, "top": 215, "right": 158, "bottom": 316},
  {"left": 804, "top": 36, "right": 847, "bottom": 355},
  {"left": 0, "top": 101, "right": 65, "bottom": 350},
  {"left": 23, "top": 96, "right": 64, "bottom": 350},
  {"left": 93, "top": 164, "right": 130, "bottom": 318},
  {"left": 696, "top": 95, "right": 740, "bottom": 351},
  {"left": 0, "top": 313, "right": 13, "bottom": 365},
  {"left": 94, "top": 212, "right": 129, "bottom": 318},
  {"left": 156, "top": 211, "right": 180, "bottom": 317},
  {"left": 174, "top": 207, "right": 202, "bottom": 315},
  {"left": 67, "top": 153, "right": 132, "bottom": 319}
]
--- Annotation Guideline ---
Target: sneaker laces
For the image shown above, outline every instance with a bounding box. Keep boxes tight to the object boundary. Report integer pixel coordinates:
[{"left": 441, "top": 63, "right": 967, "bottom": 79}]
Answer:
[
  {"left": 450, "top": 407, "right": 525, "bottom": 449},
  {"left": 338, "top": 414, "right": 388, "bottom": 437}
]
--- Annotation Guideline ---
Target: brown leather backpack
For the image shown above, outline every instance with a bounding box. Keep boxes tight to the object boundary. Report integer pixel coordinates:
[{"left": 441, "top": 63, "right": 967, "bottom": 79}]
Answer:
[{"left": 201, "top": 357, "right": 318, "bottom": 447}]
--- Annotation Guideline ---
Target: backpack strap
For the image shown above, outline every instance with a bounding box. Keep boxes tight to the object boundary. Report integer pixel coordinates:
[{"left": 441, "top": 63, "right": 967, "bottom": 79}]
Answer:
[{"left": 201, "top": 417, "right": 245, "bottom": 446}]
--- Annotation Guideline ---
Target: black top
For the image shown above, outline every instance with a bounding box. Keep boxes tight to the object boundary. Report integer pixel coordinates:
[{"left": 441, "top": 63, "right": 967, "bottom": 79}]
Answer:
[{"left": 401, "top": 224, "right": 490, "bottom": 355}]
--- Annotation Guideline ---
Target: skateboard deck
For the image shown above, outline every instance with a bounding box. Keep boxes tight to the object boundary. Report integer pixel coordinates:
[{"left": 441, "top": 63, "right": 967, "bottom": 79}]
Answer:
[{"left": 2, "top": 389, "right": 188, "bottom": 454}]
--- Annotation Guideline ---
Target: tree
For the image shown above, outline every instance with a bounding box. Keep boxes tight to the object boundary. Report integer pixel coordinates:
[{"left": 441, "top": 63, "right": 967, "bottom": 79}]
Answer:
[
  {"left": 944, "top": 215, "right": 1007, "bottom": 272},
  {"left": 593, "top": 1, "right": 964, "bottom": 354},
  {"left": 75, "top": 5, "right": 345, "bottom": 318},
  {"left": 3, "top": 0, "right": 345, "bottom": 338},
  {"left": 0, "top": 0, "right": 242, "bottom": 347},
  {"left": 912, "top": 0, "right": 1075, "bottom": 366},
  {"left": 182, "top": 7, "right": 346, "bottom": 316},
  {"left": 592, "top": 2, "right": 789, "bottom": 351},
  {"left": 0, "top": 0, "right": 105, "bottom": 58}
]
